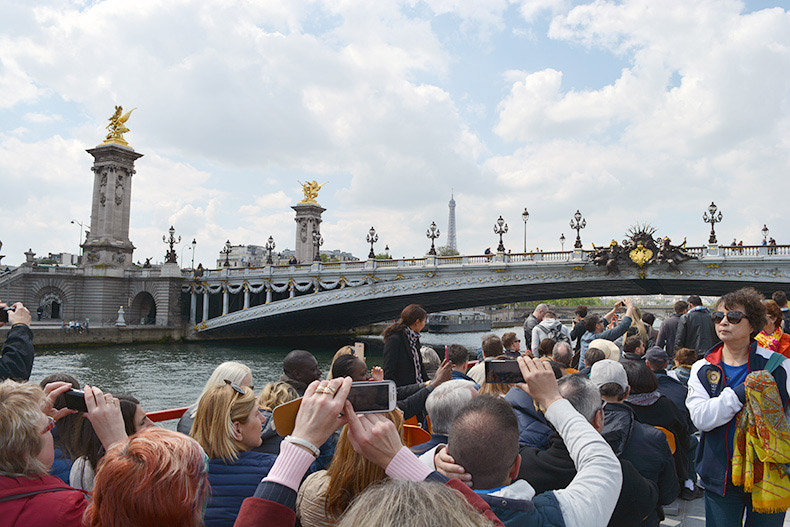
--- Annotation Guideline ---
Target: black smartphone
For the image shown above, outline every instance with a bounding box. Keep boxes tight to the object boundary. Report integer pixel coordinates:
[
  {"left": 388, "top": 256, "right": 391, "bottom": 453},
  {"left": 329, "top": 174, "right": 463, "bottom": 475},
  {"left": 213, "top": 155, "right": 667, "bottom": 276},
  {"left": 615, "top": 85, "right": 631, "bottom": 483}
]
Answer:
[
  {"left": 347, "top": 381, "right": 397, "bottom": 414},
  {"left": 63, "top": 389, "right": 88, "bottom": 412},
  {"left": 485, "top": 360, "right": 525, "bottom": 384},
  {"left": 0, "top": 306, "right": 14, "bottom": 324}
]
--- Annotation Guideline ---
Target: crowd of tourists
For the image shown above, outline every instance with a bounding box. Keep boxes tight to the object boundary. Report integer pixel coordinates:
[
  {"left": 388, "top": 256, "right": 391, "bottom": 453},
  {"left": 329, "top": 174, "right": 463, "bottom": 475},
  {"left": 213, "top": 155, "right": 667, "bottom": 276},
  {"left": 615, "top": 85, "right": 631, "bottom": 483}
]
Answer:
[{"left": 3, "top": 287, "right": 790, "bottom": 526}]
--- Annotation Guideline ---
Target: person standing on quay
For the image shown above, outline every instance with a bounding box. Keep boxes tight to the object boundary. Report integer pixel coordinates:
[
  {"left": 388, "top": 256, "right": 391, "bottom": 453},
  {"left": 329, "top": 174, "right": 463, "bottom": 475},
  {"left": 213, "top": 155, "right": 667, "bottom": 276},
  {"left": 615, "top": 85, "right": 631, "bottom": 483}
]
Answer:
[{"left": 382, "top": 304, "right": 428, "bottom": 387}]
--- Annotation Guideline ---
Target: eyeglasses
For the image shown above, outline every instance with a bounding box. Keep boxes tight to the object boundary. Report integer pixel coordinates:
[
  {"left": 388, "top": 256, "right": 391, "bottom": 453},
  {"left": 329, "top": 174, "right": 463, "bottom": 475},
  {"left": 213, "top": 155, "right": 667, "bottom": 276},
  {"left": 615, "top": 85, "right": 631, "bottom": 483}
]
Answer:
[
  {"left": 711, "top": 311, "right": 749, "bottom": 325},
  {"left": 41, "top": 416, "right": 55, "bottom": 435},
  {"left": 224, "top": 379, "right": 245, "bottom": 395}
]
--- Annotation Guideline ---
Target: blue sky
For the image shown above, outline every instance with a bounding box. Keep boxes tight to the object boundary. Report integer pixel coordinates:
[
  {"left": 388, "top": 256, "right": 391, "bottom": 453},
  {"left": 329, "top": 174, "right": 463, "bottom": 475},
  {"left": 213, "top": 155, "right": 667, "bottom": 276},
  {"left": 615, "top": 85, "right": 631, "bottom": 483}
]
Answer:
[{"left": 1, "top": 0, "right": 788, "bottom": 265}]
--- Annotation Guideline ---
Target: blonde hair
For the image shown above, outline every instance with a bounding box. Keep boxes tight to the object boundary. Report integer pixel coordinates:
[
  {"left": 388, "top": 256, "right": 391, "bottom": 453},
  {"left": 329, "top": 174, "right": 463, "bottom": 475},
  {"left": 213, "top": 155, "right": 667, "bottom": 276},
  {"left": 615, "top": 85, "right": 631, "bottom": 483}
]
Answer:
[
  {"left": 630, "top": 307, "right": 648, "bottom": 345},
  {"left": 327, "top": 346, "right": 355, "bottom": 380},
  {"left": 479, "top": 382, "right": 510, "bottom": 397},
  {"left": 337, "top": 479, "right": 495, "bottom": 527},
  {"left": 323, "top": 410, "right": 405, "bottom": 519},
  {"left": 190, "top": 361, "right": 252, "bottom": 418},
  {"left": 258, "top": 382, "right": 298, "bottom": 411},
  {"left": 0, "top": 380, "right": 48, "bottom": 476},
  {"left": 190, "top": 383, "right": 256, "bottom": 461}
]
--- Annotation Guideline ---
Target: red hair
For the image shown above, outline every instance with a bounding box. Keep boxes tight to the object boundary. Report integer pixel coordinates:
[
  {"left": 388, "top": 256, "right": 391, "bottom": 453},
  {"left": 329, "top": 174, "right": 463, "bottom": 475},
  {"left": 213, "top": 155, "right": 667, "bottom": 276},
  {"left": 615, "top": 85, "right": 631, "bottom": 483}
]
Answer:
[{"left": 84, "top": 428, "right": 209, "bottom": 527}]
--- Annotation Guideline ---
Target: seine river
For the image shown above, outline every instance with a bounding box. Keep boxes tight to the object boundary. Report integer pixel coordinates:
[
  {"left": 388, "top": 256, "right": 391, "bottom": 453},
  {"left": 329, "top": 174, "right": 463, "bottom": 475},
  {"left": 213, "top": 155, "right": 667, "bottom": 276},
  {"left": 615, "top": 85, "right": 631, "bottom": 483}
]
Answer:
[{"left": 30, "top": 326, "right": 524, "bottom": 424}]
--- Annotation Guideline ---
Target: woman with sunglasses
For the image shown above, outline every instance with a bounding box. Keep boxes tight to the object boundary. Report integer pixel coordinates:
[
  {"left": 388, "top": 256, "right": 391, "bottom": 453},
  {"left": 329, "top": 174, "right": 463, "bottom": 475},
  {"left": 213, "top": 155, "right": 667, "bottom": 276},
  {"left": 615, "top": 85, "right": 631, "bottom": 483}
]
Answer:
[
  {"left": 687, "top": 287, "right": 790, "bottom": 526},
  {"left": 190, "top": 379, "right": 275, "bottom": 527}
]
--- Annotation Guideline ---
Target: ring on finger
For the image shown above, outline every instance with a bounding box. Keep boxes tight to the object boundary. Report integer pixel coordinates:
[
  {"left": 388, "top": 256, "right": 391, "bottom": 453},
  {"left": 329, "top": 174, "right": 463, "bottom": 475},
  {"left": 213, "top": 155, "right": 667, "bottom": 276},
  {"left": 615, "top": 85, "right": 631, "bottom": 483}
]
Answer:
[
  {"left": 324, "top": 385, "right": 337, "bottom": 395},
  {"left": 315, "top": 386, "right": 327, "bottom": 394}
]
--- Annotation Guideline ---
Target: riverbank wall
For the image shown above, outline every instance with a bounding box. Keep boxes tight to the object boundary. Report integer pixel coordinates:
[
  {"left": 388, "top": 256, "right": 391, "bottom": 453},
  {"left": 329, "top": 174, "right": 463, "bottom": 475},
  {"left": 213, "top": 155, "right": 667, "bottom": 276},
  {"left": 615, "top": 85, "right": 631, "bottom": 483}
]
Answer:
[{"left": 0, "top": 325, "right": 185, "bottom": 348}]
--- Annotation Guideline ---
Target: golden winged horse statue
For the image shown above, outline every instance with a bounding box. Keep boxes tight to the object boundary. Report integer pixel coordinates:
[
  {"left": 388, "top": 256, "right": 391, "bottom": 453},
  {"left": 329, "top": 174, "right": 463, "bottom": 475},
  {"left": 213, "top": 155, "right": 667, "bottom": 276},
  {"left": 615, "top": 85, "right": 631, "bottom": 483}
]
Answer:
[{"left": 102, "top": 106, "right": 136, "bottom": 147}]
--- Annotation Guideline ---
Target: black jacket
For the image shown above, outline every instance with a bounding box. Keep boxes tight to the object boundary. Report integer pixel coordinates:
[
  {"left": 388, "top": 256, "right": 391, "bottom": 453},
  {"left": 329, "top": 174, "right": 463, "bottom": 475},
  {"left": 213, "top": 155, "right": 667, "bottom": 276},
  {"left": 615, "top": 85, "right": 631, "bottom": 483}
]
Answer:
[
  {"left": 383, "top": 330, "right": 427, "bottom": 387},
  {"left": 523, "top": 314, "right": 540, "bottom": 350},
  {"left": 783, "top": 308, "right": 790, "bottom": 334},
  {"left": 626, "top": 396, "right": 690, "bottom": 484},
  {"left": 518, "top": 432, "right": 659, "bottom": 527},
  {"left": 570, "top": 320, "right": 585, "bottom": 354},
  {"left": 656, "top": 313, "right": 682, "bottom": 356},
  {"left": 653, "top": 370, "right": 694, "bottom": 431},
  {"left": 505, "top": 387, "right": 552, "bottom": 449},
  {"left": 674, "top": 307, "right": 718, "bottom": 357},
  {"left": 602, "top": 402, "right": 679, "bottom": 524},
  {"left": 0, "top": 325, "right": 34, "bottom": 381}
]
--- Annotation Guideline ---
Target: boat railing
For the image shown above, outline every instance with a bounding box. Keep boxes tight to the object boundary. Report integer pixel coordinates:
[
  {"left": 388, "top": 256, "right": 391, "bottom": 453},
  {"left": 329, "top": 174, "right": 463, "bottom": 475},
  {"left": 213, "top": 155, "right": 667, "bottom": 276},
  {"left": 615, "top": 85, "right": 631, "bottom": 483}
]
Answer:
[{"left": 147, "top": 406, "right": 189, "bottom": 423}]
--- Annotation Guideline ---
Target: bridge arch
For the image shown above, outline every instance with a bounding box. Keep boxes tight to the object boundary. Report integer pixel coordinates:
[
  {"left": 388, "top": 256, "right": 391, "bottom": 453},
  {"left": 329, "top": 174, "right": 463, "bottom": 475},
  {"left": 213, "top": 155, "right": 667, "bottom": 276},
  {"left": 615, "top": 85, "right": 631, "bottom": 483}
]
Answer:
[
  {"left": 33, "top": 284, "right": 70, "bottom": 320},
  {"left": 130, "top": 291, "right": 157, "bottom": 325}
]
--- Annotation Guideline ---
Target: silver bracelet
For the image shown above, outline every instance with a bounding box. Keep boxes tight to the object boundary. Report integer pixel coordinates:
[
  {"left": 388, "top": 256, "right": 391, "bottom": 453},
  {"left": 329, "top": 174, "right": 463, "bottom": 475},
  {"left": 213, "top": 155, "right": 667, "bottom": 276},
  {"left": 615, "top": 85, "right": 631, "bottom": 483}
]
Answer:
[{"left": 283, "top": 435, "right": 320, "bottom": 457}]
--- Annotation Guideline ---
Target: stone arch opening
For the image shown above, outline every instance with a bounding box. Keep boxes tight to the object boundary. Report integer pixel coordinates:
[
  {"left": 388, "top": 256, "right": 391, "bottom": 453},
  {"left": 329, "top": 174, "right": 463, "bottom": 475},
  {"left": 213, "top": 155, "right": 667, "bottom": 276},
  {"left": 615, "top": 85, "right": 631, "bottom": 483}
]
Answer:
[
  {"left": 130, "top": 292, "right": 157, "bottom": 325},
  {"left": 38, "top": 291, "right": 65, "bottom": 320}
]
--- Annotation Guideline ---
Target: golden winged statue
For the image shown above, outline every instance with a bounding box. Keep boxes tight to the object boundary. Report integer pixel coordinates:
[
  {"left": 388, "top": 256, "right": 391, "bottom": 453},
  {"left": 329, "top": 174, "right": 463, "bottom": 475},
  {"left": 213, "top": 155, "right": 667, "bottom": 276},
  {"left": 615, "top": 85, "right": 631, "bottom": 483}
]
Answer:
[
  {"left": 102, "top": 105, "right": 136, "bottom": 147},
  {"left": 298, "top": 180, "right": 327, "bottom": 204}
]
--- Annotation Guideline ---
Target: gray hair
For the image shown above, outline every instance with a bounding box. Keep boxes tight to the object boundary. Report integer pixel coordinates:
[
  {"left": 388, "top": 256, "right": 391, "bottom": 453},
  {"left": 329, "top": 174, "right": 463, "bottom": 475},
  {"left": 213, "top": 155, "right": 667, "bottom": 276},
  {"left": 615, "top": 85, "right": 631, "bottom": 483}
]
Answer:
[
  {"left": 557, "top": 375, "right": 603, "bottom": 424},
  {"left": 552, "top": 341, "right": 573, "bottom": 366},
  {"left": 337, "top": 479, "right": 496, "bottom": 527},
  {"left": 425, "top": 380, "right": 477, "bottom": 435},
  {"left": 421, "top": 346, "right": 441, "bottom": 379}
]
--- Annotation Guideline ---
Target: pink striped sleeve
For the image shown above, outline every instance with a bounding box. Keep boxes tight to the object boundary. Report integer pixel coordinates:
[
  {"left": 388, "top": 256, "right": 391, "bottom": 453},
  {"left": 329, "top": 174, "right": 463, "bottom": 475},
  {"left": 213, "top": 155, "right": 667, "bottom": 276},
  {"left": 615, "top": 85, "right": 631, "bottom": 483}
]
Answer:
[
  {"left": 385, "top": 446, "right": 433, "bottom": 482},
  {"left": 262, "top": 441, "right": 316, "bottom": 492}
]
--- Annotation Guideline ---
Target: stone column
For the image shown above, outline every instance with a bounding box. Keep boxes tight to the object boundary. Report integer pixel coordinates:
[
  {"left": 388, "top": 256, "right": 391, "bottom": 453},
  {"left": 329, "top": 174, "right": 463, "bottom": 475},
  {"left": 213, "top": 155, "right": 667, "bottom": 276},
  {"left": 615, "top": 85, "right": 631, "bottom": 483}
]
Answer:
[
  {"left": 265, "top": 285, "right": 272, "bottom": 304},
  {"left": 292, "top": 203, "right": 325, "bottom": 264},
  {"left": 81, "top": 144, "right": 143, "bottom": 268},
  {"left": 190, "top": 291, "right": 197, "bottom": 324},
  {"left": 222, "top": 288, "right": 229, "bottom": 315},
  {"left": 243, "top": 287, "right": 250, "bottom": 309},
  {"left": 202, "top": 292, "right": 209, "bottom": 322}
]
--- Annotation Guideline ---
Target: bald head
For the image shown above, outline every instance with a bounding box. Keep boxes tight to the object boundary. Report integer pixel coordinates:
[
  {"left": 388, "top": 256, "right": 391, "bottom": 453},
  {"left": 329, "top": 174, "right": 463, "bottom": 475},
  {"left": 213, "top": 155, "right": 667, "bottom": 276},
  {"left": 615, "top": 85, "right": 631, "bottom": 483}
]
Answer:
[{"left": 283, "top": 350, "right": 321, "bottom": 384}]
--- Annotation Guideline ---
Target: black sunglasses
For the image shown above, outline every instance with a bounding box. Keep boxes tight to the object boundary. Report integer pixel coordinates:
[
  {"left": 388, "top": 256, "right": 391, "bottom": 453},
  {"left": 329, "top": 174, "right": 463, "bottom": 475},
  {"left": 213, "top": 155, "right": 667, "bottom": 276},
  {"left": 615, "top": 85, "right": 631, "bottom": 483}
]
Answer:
[
  {"left": 711, "top": 311, "right": 749, "bottom": 325},
  {"left": 224, "top": 379, "right": 245, "bottom": 395}
]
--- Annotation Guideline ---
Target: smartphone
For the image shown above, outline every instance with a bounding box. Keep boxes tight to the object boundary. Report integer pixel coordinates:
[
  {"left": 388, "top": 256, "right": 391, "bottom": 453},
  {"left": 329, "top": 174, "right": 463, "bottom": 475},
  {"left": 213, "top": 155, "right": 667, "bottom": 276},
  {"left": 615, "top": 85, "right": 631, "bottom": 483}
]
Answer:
[
  {"left": 347, "top": 380, "right": 397, "bottom": 414},
  {"left": 63, "top": 389, "right": 88, "bottom": 412},
  {"left": 353, "top": 342, "right": 365, "bottom": 361},
  {"left": 0, "top": 306, "right": 14, "bottom": 324},
  {"left": 485, "top": 360, "right": 525, "bottom": 384},
  {"left": 444, "top": 345, "right": 449, "bottom": 361}
]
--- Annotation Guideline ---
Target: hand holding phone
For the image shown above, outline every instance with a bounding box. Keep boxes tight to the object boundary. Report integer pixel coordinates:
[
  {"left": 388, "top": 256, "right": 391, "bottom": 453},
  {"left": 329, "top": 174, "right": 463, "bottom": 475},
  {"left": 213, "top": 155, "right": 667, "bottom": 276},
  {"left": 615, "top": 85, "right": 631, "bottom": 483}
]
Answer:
[
  {"left": 63, "top": 389, "right": 88, "bottom": 412},
  {"left": 0, "top": 305, "right": 14, "bottom": 324}
]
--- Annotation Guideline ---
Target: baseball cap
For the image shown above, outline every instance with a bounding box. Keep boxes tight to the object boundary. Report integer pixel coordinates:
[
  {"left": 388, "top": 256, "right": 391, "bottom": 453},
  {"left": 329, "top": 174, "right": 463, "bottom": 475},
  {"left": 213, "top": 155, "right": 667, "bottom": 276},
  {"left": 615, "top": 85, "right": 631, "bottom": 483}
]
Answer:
[
  {"left": 590, "top": 359, "right": 629, "bottom": 389},
  {"left": 645, "top": 346, "right": 669, "bottom": 363}
]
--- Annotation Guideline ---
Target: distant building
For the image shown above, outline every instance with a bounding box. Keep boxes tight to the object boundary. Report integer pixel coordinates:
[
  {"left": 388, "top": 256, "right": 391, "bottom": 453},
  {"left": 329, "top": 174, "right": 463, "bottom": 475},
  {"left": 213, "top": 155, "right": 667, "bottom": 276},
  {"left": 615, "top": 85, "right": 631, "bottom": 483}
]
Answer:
[
  {"left": 217, "top": 246, "right": 358, "bottom": 268},
  {"left": 447, "top": 193, "right": 457, "bottom": 252},
  {"left": 38, "top": 252, "right": 80, "bottom": 266}
]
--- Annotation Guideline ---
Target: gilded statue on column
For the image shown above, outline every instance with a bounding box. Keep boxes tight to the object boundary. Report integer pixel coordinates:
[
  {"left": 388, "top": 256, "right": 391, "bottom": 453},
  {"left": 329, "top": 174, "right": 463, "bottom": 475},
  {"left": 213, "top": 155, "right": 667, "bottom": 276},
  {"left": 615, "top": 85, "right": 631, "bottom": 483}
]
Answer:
[
  {"left": 102, "top": 105, "right": 136, "bottom": 147},
  {"left": 298, "top": 180, "right": 327, "bottom": 204}
]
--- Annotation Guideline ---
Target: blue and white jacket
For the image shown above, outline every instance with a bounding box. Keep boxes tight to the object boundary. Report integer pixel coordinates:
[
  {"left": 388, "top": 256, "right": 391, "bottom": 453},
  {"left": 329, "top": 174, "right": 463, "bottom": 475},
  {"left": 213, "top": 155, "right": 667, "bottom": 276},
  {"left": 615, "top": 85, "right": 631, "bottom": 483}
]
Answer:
[{"left": 687, "top": 341, "right": 790, "bottom": 496}]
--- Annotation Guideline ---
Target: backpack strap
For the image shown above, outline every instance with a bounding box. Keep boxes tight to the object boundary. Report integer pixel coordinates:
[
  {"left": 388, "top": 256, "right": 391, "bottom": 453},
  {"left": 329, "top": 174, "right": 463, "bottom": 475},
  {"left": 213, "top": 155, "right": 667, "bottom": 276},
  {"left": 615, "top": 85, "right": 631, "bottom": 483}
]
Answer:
[{"left": 765, "top": 352, "right": 786, "bottom": 374}]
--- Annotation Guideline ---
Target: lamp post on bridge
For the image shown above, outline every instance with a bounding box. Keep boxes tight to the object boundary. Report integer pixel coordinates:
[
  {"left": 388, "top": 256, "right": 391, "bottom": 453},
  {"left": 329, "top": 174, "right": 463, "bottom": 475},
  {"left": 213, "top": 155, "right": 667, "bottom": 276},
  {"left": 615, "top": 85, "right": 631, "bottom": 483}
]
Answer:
[
  {"left": 265, "top": 236, "right": 276, "bottom": 264},
  {"left": 762, "top": 224, "right": 769, "bottom": 242},
  {"left": 366, "top": 227, "right": 378, "bottom": 259},
  {"left": 312, "top": 230, "right": 324, "bottom": 261},
  {"left": 162, "top": 225, "right": 181, "bottom": 264},
  {"left": 426, "top": 221, "right": 440, "bottom": 256},
  {"left": 70, "top": 219, "right": 88, "bottom": 257},
  {"left": 570, "top": 210, "right": 586, "bottom": 249},
  {"left": 522, "top": 208, "right": 529, "bottom": 253},
  {"left": 494, "top": 216, "right": 508, "bottom": 253},
  {"left": 384, "top": 245, "right": 390, "bottom": 259},
  {"left": 221, "top": 240, "right": 232, "bottom": 268},
  {"left": 703, "top": 202, "right": 723, "bottom": 245},
  {"left": 560, "top": 233, "right": 566, "bottom": 251},
  {"left": 191, "top": 238, "right": 197, "bottom": 270}
]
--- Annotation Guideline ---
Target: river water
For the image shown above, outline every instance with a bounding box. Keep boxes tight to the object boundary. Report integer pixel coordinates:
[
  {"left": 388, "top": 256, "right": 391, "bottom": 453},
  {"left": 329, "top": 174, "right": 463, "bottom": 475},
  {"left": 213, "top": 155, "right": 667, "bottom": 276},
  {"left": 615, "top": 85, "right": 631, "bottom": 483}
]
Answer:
[{"left": 30, "top": 326, "right": 525, "bottom": 421}]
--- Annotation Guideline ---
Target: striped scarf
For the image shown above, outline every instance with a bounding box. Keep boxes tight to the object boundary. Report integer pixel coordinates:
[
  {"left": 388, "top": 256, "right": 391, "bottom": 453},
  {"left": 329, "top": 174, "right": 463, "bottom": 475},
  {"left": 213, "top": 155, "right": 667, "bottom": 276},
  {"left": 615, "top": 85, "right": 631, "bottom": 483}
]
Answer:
[{"left": 404, "top": 326, "right": 423, "bottom": 383}]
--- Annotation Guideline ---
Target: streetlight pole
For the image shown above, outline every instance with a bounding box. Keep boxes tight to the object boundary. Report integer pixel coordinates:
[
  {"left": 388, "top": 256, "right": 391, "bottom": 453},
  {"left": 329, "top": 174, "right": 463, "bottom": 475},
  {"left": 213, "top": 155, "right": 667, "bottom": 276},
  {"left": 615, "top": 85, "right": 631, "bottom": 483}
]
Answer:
[
  {"left": 570, "top": 210, "right": 586, "bottom": 249},
  {"left": 221, "top": 240, "right": 232, "bottom": 268},
  {"left": 191, "top": 238, "right": 197, "bottom": 269},
  {"left": 162, "top": 226, "right": 181, "bottom": 264},
  {"left": 70, "top": 219, "right": 88, "bottom": 257},
  {"left": 522, "top": 208, "right": 529, "bottom": 253},
  {"left": 702, "top": 202, "right": 723, "bottom": 245},
  {"left": 761, "top": 224, "right": 769, "bottom": 242},
  {"left": 426, "top": 221, "right": 440, "bottom": 256},
  {"left": 494, "top": 216, "right": 508, "bottom": 253},
  {"left": 312, "top": 230, "right": 324, "bottom": 261},
  {"left": 366, "top": 227, "right": 378, "bottom": 259},
  {"left": 560, "top": 233, "right": 566, "bottom": 251},
  {"left": 265, "top": 236, "right": 275, "bottom": 265}
]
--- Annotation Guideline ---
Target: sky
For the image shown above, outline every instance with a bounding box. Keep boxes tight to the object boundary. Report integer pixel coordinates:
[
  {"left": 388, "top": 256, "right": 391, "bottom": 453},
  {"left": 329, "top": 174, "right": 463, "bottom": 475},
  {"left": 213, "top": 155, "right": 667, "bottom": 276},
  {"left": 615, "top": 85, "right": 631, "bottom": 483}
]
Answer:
[{"left": 1, "top": 0, "right": 789, "bottom": 266}]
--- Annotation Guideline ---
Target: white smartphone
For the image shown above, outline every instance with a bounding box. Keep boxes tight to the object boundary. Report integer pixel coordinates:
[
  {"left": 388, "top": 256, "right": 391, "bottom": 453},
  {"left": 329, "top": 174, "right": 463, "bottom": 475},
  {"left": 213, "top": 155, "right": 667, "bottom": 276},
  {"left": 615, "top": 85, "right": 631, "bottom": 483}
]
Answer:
[
  {"left": 354, "top": 341, "right": 365, "bottom": 361},
  {"left": 347, "top": 380, "right": 397, "bottom": 414}
]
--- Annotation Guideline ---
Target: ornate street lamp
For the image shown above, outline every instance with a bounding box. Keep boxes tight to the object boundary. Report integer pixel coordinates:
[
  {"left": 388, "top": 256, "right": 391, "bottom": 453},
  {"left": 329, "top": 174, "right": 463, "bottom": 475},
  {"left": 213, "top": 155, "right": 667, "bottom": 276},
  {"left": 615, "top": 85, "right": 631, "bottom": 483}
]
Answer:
[
  {"left": 162, "top": 225, "right": 181, "bottom": 264},
  {"left": 265, "top": 236, "right": 275, "bottom": 264},
  {"left": 521, "top": 208, "right": 529, "bottom": 253},
  {"left": 426, "top": 221, "right": 440, "bottom": 256},
  {"left": 221, "top": 240, "right": 232, "bottom": 268},
  {"left": 190, "top": 238, "right": 197, "bottom": 269},
  {"left": 312, "top": 230, "right": 324, "bottom": 261},
  {"left": 762, "top": 224, "right": 769, "bottom": 241},
  {"left": 494, "top": 216, "right": 509, "bottom": 253},
  {"left": 560, "top": 233, "right": 566, "bottom": 251},
  {"left": 384, "top": 245, "right": 390, "bottom": 258},
  {"left": 703, "top": 202, "right": 723, "bottom": 245},
  {"left": 570, "top": 210, "right": 586, "bottom": 249},
  {"left": 366, "top": 227, "right": 378, "bottom": 259}
]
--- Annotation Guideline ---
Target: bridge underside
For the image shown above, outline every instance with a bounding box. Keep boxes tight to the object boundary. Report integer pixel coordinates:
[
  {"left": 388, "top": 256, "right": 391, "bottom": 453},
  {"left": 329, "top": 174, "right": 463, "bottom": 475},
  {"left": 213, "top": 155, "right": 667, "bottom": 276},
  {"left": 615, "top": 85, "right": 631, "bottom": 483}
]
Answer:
[{"left": 200, "top": 277, "right": 790, "bottom": 338}]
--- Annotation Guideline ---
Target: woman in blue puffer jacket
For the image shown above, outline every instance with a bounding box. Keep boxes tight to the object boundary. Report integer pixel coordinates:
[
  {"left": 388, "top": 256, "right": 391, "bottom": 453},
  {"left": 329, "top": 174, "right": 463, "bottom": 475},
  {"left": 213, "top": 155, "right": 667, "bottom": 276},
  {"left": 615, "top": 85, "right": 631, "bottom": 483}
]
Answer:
[{"left": 191, "top": 380, "right": 276, "bottom": 527}]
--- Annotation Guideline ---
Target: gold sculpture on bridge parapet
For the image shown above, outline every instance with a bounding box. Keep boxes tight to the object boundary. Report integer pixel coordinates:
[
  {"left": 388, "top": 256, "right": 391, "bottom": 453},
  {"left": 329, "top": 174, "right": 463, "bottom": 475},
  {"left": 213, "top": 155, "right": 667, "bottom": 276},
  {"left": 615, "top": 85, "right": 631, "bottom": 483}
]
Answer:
[
  {"left": 298, "top": 180, "right": 326, "bottom": 204},
  {"left": 102, "top": 105, "right": 136, "bottom": 147}
]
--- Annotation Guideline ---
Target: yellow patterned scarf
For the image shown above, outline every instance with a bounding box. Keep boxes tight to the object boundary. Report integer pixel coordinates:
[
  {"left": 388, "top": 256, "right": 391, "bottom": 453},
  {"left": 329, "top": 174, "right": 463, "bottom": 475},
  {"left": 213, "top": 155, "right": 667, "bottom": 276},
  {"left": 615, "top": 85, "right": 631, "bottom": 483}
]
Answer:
[
  {"left": 756, "top": 329, "right": 783, "bottom": 353},
  {"left": 731, "top": 370, "right": 790, "bottom": 513}
]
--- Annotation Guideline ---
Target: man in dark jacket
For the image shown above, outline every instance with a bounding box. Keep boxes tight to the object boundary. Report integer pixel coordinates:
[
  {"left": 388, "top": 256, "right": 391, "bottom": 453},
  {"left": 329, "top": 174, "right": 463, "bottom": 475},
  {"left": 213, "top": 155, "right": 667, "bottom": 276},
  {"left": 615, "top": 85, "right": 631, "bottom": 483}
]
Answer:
[
  {"left": 591, "top": 359, "right": 679, "bottom": 526},
  {"left": 523, "top": 304, "right": 548, "bottom": 351},
  {"left": 505, "top": 385, "right": 553, "bottom": 449},
  {"left": 674, "top": 295, "right": 717, "bottom": 358},
  {"left": 569, "top": 305, "right": 587, "bottom": 366},
  {"left": 656, "top": 300, "right": 688, "bottom": 357},
  {"left": 518, "top": 374, "right": 659, "bottom": 527},
  {"left": 0, "top": 302, "right": 33, "bottom": 381},
  {"left": 411, "top": 379, "right": 476, "bottom": 455},
  {"left": 279, "top": 350, "right": 321, "bottom": 395},
  {"left": 772, "top": 290, "right": 790, "bottom": 333}
]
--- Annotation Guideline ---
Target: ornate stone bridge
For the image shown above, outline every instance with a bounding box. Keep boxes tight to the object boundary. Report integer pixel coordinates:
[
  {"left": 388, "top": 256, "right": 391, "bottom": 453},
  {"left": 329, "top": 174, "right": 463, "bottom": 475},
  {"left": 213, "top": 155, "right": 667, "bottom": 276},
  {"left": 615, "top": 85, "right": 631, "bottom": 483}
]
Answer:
[{"left": 186, "top": 244, "right": 790, "bottom": 337}]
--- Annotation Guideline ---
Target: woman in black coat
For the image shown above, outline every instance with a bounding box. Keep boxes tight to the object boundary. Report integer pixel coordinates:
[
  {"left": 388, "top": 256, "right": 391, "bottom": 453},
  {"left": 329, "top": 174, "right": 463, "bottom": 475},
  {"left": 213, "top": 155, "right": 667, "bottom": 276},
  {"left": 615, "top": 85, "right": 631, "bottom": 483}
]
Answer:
[{"left": 382, "top": 304, "right": 428, "bottom": 387}]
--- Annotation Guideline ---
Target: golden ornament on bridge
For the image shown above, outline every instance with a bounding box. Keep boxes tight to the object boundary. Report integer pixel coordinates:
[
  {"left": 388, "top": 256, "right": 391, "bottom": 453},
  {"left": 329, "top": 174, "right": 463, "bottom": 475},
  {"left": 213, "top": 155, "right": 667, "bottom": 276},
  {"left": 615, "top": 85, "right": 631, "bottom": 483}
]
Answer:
[
  {"left": 298, "top": 180, "right": 327, "bottom": 204},
  {"left": 102, "top": 105, "right": 136, "bottom": 147}
]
